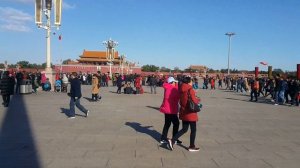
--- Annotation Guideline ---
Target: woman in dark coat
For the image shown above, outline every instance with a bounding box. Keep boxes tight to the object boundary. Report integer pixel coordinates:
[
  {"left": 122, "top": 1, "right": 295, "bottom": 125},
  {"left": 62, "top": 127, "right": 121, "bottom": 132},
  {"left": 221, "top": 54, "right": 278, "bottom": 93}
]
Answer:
[
  {"left": 116, "top": 74, "right": 123, "bottom": 94},
  {"left": 0, "top": 71, "right": 15, "bottom": 107}
]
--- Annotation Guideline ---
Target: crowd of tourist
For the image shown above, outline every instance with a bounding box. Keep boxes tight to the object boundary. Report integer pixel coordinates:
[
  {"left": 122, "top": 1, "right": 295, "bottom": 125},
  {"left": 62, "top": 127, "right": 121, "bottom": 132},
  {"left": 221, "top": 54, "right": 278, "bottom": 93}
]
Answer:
[
  {"left": 1, "top": 69, "right": 299, "bottom": 153},
  {"left": 201, "top": 74, "right": 300, "bottom": 106}
]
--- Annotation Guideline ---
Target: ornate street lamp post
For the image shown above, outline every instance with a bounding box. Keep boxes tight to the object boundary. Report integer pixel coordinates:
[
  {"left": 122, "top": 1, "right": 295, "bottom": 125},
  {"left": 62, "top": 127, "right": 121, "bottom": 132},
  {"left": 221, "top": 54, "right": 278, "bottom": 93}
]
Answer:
[
  {"left": 119, "top": 54, "right": 125, "bottom": 76},
  {"left": 35, "top": 0, "right": 62, "bottom": 90},
  {"left": 103, "top": 38, "right": 118, "bottom": 78},
  {"left": 225, "top": 32, "right": 235, "bottom": 76}
]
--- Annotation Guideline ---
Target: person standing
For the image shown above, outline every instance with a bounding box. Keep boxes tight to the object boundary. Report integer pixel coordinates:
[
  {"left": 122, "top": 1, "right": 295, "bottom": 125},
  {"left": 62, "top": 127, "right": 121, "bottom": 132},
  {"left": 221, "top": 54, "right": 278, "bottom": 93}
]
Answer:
[
  {"left": 218, "top": 78, "right": 223, "bottom": 89},
  {"left": 210, "top": 78, "right": 216, "bottom": 90},
  {"left": 134, "top": 75, "right": 142, "bottom": 94},
  {"left": 167, "top": 76, "right": 200, "bottom": 152},
  {"left": 116, "top": 74, "right": 123, "bottom": 94},
  {"left": 32, "top": 75, "right": 39, "bottom": 93},
  {"left": 91, "top": 74, "right": 100, "bottom": 101},
  {"left": 149, "top": 74, "right": 157, "bottom": 94},
  {"left": 62, "top": 73, "right": 69, "bottom": 92},
  {"left": 0, "top": 71, "right": 15, "bottom": 107},
  {"left": 159, "top": 77, "right": 181, "bottom": 144},
  {"left": 15, "top": 71, "right": 23, "bottom": 94},
  {"left": 69, "top": 72, "right": 89, "bottom": 119}
]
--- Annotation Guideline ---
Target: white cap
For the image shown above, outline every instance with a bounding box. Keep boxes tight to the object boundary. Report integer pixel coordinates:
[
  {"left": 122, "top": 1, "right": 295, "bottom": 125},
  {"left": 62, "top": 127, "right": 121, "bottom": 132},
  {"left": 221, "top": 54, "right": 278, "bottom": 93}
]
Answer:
[{"left": 167, "top": 77, "right": 178, "bottom": 83}]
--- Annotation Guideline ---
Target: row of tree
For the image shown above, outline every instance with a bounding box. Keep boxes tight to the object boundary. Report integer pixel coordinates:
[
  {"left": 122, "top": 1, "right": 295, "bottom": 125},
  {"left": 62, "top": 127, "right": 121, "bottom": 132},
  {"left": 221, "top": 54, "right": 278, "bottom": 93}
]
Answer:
[
  {"left": 141, "top": 64, "right": 288, "bottom": 74},
  {"left": 0, "top": 61, "right": 293, "bottom": 76},
  {"left": 0, "top": 61, "right": 50, "bottom": 69}
]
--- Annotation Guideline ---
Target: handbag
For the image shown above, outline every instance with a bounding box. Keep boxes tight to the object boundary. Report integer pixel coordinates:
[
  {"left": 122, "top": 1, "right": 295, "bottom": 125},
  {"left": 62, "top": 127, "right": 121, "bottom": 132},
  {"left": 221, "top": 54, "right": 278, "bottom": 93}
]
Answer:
[{"left": 187, "top": 89, "right": 201, "bottom": 113}]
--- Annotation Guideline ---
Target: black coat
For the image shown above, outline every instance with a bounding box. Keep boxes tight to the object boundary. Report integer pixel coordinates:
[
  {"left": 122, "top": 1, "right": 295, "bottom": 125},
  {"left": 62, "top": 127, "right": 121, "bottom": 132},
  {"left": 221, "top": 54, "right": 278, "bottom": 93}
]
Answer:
[
  {"left": 149, "top": 76, "right": 157, "bottom": 86},
  {"left": 117, "top": 76, "right": 123, "bottom": 87},
  {"left": 70, "top": 77, "right": 82, "bottom": 98},
  {"left": 0, "top": 76, "right": 15, "bottom": 95}
]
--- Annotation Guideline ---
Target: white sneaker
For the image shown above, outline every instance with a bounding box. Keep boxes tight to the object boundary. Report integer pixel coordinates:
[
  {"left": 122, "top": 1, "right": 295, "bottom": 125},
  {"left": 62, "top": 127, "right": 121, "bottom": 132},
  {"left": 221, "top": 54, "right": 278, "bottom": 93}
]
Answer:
[
  {"left": 188, "top": 147, "right": 200, "bottom": 152},
  {"left": 274, "top": 104, "right": 278, "bottom": 106},
  {"left": 68, "top": 116, "right": 75, "bottom": 119},
  {"left": 167, "top": 139, "right": 174, "bottom": 150}
]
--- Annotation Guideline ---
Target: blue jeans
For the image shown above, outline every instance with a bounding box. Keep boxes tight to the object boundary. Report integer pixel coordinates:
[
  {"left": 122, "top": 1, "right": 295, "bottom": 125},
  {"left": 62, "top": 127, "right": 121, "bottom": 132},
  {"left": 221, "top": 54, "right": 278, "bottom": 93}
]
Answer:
[
  {"left": 279, "top": 90, "right": 285, "bottom": 104},
  {"left": 69, "top": 97, "right": 88, "bottom": 117},
  {"left": 275, "top": 91, "right": 279, "bottom": 104},
  {"left": 275, "top": 91, "right": 285, "bottom": 104}
]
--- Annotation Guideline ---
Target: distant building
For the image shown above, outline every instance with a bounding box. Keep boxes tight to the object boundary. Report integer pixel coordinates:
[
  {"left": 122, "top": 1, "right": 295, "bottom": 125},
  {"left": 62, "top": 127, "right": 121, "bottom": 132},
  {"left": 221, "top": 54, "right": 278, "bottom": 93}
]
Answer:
[
  {"left": 54, "top": 49, "right": 141, "bottom": 74},
  {"left": 77, "top": 50, "right": 120, "bottom": 65},
  {"left": 189, "top": 65, "right": 208, "bottom": 73}
]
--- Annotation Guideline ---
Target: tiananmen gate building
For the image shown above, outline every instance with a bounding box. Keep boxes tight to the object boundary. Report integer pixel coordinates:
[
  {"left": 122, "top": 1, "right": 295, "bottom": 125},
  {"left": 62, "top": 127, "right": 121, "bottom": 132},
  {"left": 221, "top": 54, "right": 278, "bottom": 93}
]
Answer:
[{"left": 53, "top": 50, "right": 141, "bottom": 74}]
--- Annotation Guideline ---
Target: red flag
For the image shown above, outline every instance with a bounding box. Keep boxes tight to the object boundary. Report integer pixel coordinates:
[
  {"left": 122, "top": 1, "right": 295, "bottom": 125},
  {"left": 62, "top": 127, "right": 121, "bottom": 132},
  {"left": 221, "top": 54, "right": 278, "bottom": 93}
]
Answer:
[
  {"left": 260, "top": 62, "right": 268, "bottom": 66},
  {"left": 58, "top": 35, "right": 62, "bottom": 40}
]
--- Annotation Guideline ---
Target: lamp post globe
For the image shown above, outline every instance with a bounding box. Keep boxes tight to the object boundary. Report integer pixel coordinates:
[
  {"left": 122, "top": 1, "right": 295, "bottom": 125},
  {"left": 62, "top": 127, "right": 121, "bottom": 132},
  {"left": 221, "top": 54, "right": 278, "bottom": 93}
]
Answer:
[{"left": 225, "top": 32, "right": 235, "bottom": 76}]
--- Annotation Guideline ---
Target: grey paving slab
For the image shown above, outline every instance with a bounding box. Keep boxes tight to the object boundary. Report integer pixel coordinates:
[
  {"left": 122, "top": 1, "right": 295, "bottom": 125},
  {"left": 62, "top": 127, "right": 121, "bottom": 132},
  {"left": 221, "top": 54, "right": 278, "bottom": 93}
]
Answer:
[{"left": 0, "top": 85, "right": 300, "bottom": 168}]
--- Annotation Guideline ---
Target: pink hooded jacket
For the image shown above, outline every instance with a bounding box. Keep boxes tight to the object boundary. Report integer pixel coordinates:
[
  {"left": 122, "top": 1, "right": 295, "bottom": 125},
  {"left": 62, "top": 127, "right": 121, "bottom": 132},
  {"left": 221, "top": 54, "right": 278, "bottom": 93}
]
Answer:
[{"left": 159, "top": 83, "right": 180, "bottom": 114}]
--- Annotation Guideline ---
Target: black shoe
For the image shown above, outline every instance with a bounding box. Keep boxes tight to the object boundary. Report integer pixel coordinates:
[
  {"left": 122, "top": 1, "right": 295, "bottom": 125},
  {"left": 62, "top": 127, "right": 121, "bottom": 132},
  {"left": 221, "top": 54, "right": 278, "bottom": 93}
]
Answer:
[
  {"left": 175, "top": 140, "right": 182, "bottom": 145},
  {"left": 160, "top": 139, "right": 168, "bottom": 144}
]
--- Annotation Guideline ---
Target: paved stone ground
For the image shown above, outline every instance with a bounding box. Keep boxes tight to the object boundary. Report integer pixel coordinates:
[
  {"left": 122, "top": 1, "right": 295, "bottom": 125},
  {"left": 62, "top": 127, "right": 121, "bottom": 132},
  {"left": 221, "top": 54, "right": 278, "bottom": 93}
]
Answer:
[{"left": 0, "top": 85, "right": 300, "bottom": 168}]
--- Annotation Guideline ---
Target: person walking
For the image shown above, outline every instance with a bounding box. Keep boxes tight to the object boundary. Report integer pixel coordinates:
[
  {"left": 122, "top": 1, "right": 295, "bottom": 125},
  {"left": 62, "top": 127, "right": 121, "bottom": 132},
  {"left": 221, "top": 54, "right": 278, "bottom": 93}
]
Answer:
[
  {"left": 0, "top": 71, "right": 15, "bottom": 107},
  {"left": 69, "top": 72, "right": 89, "bottom": 119},
  {"left": 249, "top": 77, "right": 259, "bottom": 102},
  {"left": 167, "top": 76, "right": 200, "bottom": 152},
  {"left": 159, "top": 77, "right": 181, "bottom": 144},
  {"left": 91, "top": 74, "right": 100, "bottom": 101}
]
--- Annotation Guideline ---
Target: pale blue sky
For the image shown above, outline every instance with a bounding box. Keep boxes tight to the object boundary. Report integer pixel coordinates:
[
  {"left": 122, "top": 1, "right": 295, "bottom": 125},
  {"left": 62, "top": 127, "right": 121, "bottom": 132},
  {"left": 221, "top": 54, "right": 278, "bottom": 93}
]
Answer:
[{"left": 1, "top": 0, "right": 300, "bottom": 71}]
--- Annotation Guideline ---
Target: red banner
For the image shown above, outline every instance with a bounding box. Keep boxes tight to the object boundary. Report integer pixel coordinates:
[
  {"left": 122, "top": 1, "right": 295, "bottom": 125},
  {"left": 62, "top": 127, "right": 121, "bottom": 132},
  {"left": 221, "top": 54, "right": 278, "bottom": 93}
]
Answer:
[
  {"left": 255, "top": 67, "right": 259, "bottom": 78},
  {"left": 297, "top": 64, "right": 300, "bottom": 80}
]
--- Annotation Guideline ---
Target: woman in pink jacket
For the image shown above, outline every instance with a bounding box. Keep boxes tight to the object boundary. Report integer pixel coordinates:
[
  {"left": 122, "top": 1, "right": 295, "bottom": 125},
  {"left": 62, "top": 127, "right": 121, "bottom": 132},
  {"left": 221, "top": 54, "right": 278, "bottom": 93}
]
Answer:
[{"left": 159, "top": 77, "right": 181, "bottom": 144}]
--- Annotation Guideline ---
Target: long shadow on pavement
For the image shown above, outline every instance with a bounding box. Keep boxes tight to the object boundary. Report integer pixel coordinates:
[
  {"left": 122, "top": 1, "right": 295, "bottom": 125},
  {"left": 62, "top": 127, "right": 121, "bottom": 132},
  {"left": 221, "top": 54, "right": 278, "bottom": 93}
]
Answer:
[
  {"left": 60, "top": 107, "right": 86, "bottom": 118},
  {"left": 0, "top": 95, "right": 41, "bottom": 167},
  {"left": 225, "top": 97, "right": 276, "bottom": 105},
  {"left": 125, "top": 122, "right": 161, "bottom": 143},
  {"left": 146, "top": 106, "right": 160, "bottom": 111}
]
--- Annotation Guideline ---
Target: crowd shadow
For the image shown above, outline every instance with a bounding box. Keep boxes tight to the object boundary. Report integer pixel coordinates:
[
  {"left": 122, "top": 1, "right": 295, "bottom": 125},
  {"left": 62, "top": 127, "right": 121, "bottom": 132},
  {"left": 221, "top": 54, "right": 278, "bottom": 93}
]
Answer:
[
  {"left": 225, "top": 97, "right": 278, "bottom": 105},
  {"left": 109, "top": 91, "right": 118, "bottom": 94},
  {"left": 0, "top": 95, "right": 41, "bottom": 167},
  {"left": 125, "top": 122, "right": 161, "bottom": 143}
]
